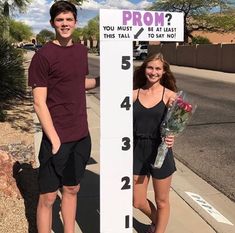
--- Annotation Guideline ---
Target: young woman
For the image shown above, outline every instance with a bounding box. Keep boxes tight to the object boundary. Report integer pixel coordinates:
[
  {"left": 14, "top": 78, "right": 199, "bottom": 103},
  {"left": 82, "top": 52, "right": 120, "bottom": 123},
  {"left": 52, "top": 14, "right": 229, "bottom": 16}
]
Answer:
[
  {"left": 28, "top": 1, "right": 98, "bottom": 233},
  {"left": 133, "top": 53, "right": 177, "bottom": 233}
]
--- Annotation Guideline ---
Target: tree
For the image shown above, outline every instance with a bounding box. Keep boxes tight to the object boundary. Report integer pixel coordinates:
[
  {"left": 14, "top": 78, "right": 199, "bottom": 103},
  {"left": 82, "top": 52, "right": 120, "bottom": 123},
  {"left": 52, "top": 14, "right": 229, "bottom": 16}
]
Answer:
[
  {"left": 82, "top": 16, "right": 99, "bottom": 48},
  {"left": 9, "top": 19, "right": 33, "bottom": 42},
  {"left": 53, "top": 0, "right": 85, "bottom": 7},
  {"left": 0, "top": 15, "right": 7, "bottom": 38},
  {"left": 0, "top": 0, "right": 32, "bottom": 17},
  {"left": 36, "top": 29, "right": 55, "bottom": 44},
  {"left": 72, "top": 27, "right": 83, "bottom": 42},
  {"left": 149, "top": 0, "right": 235, "bottom": 43},
  {"left": 0, "top": 0, "right": 32, "bottom": 39},
  {"left": 87, "top": 16, "right": 99, "bottom": 41}
]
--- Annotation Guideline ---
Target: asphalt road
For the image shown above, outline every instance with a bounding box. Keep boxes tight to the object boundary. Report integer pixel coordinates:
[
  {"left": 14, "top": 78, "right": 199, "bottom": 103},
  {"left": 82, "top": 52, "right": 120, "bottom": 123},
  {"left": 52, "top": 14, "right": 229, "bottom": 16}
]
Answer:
[
  {"left": 88, "top": 55, "right": 235, "bottom": 202},
  {"left": 173, "top": 73, "right": 235, "bottom": 202}
]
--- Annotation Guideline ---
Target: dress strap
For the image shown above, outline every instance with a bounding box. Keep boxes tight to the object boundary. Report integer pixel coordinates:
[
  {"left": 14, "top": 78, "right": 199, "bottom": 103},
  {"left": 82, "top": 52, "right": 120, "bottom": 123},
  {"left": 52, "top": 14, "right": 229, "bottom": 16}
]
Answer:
[
  {"left": 137, "top": 88, "right": 141, "bottom": 99},
  {"left": 162, "top": 87, "right": 165, "bottom": 100}
]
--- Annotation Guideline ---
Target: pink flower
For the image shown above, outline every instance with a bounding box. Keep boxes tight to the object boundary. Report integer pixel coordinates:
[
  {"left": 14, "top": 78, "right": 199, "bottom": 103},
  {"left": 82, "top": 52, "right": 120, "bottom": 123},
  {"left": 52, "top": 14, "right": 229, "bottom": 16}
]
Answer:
[{"left": 177, "top": 98, "right": 192, "bottom": 112}]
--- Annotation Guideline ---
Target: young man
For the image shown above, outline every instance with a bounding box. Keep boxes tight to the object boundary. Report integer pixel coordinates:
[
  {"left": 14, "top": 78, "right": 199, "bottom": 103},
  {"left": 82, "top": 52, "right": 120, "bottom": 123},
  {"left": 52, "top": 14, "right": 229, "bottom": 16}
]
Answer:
[{"left": 28, "top": 1, "right": 99, "bottom": 232}]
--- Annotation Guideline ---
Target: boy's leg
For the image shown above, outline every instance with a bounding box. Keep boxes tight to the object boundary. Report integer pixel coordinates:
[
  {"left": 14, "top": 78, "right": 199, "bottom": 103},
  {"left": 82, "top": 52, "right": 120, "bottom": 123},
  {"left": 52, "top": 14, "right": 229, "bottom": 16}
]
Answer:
[
  {"left": 37, "top": 191, "right": 58, "bottom": 233},
  {"left": 61, "top": 185, "right": 80, "bottom": 233},
  {"left": 60, "top": 135, "right": 91, "bottom": 232}
]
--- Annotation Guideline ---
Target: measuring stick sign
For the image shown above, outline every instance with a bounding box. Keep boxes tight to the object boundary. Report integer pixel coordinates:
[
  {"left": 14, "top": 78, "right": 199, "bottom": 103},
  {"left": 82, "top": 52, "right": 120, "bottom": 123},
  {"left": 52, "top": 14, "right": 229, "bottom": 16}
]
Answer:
[{"left": 100, "top": 9, "right": 184, "bottom": 233}]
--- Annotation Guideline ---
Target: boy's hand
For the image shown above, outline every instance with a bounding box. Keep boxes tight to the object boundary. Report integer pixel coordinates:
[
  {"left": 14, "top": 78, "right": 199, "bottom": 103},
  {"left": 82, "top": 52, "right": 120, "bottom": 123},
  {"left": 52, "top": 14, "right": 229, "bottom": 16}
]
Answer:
[{"left": 52, "top": 138, "right": 61, "bottom": 155}]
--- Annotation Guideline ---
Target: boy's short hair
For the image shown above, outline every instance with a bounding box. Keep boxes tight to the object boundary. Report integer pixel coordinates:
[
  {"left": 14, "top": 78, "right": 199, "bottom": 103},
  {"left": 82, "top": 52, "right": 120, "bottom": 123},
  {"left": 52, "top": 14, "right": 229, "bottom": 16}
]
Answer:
[{"left": 50, "top": 0, "right": 77, "bottom": 22}]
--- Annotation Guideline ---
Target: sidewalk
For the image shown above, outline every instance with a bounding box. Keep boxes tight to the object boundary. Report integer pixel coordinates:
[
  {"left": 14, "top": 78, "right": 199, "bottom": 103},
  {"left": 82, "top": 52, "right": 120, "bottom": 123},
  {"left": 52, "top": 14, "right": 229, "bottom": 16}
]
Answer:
[
  {"left": 31, "top": 52, "right": 235, "bottom": 233},
  {"left": 33, "top": 93, "right": 235, "bottom": 233},
  {"left": 86, "top": 94, "right": 235, "bottom": 233}
]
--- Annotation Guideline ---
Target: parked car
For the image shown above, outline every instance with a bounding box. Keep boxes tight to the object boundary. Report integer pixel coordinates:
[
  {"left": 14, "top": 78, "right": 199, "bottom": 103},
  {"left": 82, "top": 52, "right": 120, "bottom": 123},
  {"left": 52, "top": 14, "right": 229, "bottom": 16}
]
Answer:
[
  {"left": 22, "top": 43, "right": 36, "bottom": 51},
  {"left": 22, "top": 43, "right": 43, "bottom": 51},
  {"left": 133, "top": 44, "right": 148, "bottom": 60},
  {"left": 35, "top": 44, "right": 43, "bottom": 51}
]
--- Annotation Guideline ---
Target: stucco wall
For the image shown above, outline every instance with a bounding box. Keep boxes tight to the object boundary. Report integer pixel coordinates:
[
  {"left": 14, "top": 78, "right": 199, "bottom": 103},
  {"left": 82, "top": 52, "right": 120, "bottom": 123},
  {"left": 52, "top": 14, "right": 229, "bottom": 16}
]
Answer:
[
  {"left": 148, "top": 43, "right": 235, "bottom": 73},
  {"left": 221, "top": 44, "right": 235, "bottom": 73},
  {"left": 196, "top": 44, "right": 221, "bottom": 70}
]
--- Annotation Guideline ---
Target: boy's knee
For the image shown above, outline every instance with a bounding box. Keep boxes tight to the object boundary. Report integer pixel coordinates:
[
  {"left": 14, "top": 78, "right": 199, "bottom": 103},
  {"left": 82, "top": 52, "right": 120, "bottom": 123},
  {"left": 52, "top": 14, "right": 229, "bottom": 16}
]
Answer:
[
  {"left": 63, "top": 185, "right": 80, "bottom": 195},
  {"left": 39, "top": 192, "right": 57, "bottom": 208}
]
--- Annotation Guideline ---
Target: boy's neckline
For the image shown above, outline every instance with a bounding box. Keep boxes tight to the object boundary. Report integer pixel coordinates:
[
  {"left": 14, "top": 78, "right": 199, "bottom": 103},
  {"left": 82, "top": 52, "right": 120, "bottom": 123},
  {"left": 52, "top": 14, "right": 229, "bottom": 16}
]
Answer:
[{"left": 52, "top": 39, "right": 74, "bottom": 47}]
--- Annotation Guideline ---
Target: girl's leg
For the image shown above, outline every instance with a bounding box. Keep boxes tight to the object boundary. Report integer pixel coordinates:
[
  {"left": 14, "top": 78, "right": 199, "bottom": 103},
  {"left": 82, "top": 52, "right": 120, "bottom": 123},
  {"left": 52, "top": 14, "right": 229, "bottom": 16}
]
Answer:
[
  {"left": 37, "top": 191, "right": 58, "bottom": 233},
  {"left": 61, "top": 185, "right": 80, "bottom": 233},
  {"left": 133, "top": 175, "right": 157, "bottom": 224},
  {"left": 152, "top": 175, "right": 172, "bottom": 233}
]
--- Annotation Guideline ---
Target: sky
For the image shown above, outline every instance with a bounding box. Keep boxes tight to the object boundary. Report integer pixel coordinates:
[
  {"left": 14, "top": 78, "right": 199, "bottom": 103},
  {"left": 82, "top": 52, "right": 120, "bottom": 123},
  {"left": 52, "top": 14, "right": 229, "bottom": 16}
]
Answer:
[{"left": 14, "top": 0, "right": 154, "bottom": 34}]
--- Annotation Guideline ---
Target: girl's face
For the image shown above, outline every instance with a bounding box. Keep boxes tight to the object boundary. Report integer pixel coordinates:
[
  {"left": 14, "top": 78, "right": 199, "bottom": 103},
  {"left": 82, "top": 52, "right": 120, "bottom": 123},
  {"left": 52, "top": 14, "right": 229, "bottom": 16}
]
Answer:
[
  {"left": 51, "top": 11, "right": 76, "bottom": 40},
  {"left": 145, "top": 59, "right": 165, "bottom": 84}
]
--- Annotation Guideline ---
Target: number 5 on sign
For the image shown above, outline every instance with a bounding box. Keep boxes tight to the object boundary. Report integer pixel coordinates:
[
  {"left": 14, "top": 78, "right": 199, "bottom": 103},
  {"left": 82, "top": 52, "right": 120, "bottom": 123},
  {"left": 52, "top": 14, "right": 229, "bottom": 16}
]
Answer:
[{"left": 99, "top": 9, "right": 184, "bottom": 233}]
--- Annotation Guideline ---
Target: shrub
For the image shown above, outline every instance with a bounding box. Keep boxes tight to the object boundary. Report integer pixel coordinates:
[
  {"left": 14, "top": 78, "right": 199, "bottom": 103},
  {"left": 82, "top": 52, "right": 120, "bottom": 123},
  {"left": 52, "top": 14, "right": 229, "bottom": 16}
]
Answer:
[
  {"left": 0, "top": 38, "right": 26, "bottom": 121},
  {"left": 191, "top": 36, "right": 212, "bottom": 44}
]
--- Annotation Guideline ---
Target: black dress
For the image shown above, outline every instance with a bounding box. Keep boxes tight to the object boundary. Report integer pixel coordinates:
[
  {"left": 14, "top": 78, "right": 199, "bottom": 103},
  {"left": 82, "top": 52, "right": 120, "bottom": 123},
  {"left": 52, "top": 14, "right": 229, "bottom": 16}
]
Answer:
[{"left": 133, "top": 88, "right": 176, "bottom": 179}]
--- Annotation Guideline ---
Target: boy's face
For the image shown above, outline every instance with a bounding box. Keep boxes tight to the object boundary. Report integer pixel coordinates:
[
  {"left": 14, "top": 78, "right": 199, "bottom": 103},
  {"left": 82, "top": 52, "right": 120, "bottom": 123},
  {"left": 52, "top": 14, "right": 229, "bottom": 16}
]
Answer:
[{"left": 51, "top": 11, "right": 76, "bottom": 40}]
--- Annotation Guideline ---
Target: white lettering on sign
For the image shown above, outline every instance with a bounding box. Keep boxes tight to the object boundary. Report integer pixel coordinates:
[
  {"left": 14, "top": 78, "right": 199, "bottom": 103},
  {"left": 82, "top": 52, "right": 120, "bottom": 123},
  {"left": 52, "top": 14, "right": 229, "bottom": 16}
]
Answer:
[
  {"left": 100, "top": 9, "right": 184, "bottom": 41},
  {"left": 186, "top": 192, "right": 233, "bottom": 225}
]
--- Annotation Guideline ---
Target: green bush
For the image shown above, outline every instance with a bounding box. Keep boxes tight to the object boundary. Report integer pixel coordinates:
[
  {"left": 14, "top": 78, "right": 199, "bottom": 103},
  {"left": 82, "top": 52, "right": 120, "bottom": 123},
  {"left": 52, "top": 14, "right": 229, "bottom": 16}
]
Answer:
[
  {"left": 192, "top": 36, "right": 212, "bottom": 44},
  {"left": 0, "top": 38, "right": 26, "bottom": 121},
  {"left": 0, "top": 108, "right": 7, "bottom": 122}
]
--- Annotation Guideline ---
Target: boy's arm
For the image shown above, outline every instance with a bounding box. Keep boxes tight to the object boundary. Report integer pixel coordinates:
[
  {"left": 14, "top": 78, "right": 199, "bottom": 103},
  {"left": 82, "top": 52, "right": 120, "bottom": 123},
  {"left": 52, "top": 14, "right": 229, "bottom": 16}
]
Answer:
[{"left": 32, "top": 87, "right": 61, "bottom": 154}]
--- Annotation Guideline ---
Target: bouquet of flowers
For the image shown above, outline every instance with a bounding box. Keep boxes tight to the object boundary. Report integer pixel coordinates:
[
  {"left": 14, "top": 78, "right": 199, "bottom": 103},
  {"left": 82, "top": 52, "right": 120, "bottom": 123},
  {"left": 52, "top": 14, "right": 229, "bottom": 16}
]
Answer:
[{"left": 152, "top": 91, "right": 197, "bottom": 169}]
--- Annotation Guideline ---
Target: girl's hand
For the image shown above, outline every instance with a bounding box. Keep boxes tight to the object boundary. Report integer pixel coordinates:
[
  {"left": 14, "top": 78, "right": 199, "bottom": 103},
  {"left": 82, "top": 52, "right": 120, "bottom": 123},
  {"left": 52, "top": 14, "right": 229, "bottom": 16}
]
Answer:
[
  {"left": 164, "top": 135, "right": 175, "bottom": 148},
  {"left": 168, "top": 97, "right": 176, "bottom": 107}
]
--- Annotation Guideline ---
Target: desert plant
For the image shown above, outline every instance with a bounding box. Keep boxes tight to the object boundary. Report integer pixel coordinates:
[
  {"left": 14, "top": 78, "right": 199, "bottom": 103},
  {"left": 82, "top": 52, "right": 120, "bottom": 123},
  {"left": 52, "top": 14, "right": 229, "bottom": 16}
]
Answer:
[
  {"left": 0, "top": 38, "right": 26, "bottom": 121},
  {"left": 192, "top": 35, "right": 212, "bottom": 44}
]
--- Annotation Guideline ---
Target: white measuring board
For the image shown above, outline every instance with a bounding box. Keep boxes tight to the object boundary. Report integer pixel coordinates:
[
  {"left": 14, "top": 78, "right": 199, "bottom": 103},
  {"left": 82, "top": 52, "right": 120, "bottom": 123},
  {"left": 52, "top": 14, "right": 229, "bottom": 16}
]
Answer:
[{"left": 100, "top": 9, "right": 184, "bottom": 233}]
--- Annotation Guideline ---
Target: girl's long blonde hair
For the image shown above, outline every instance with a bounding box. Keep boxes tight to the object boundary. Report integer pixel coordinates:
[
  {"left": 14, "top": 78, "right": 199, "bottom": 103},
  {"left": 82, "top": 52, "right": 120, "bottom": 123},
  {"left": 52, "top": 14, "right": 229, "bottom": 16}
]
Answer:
[{"left": 133, "top": 53, "right": 177, "bottom": 92}]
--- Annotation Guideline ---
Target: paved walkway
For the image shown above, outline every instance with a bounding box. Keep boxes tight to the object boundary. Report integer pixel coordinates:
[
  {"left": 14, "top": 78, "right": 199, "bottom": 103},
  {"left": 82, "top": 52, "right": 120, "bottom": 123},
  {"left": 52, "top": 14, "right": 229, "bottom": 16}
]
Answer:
[
  {"left": 28, "top": 51, "right": 235, "bottom": 233},
  {"left": 33, "top": 93, "right": 235, "bottom": 233}
]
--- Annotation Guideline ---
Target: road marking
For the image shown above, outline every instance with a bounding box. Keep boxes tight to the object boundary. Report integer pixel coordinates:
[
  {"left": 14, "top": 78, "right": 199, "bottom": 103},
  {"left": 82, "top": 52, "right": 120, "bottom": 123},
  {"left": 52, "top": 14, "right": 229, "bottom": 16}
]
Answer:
[{"left": 186, "top": 191, "right": 233, "bottom": 225}]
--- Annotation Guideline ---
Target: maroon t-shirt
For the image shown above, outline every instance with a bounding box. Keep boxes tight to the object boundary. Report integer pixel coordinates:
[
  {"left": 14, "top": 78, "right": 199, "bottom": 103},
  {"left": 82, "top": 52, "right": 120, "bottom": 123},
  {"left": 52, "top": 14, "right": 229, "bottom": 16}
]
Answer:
[{"left": 28, "top": 42, "right": 89, "bottom": 143}]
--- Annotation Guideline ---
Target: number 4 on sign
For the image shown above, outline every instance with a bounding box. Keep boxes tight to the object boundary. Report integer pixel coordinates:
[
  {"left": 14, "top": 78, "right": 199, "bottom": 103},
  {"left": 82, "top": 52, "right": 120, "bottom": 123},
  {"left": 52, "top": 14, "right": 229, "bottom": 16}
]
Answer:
[{"left": 121, "top": 97, "right": 131, "bottom": 110}]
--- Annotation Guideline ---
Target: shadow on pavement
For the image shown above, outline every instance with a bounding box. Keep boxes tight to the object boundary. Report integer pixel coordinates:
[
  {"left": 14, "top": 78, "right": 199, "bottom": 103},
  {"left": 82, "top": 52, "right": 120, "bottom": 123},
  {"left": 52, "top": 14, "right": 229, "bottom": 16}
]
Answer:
[
  {"left": 12, "top": 157, "right": 100, "bottom": 233},
  {"left": 76, "top": 168, "right": 100, "bottom": 233},
  {"left": 12, "top": 162, "right": 63, "bottom": 233},
  {"left": 133, "top": 217, "right": 150, "bottom": 233},
  {"left": 13, "top": 162, "right": 39, "bottom": 233},
  {"left": 52, "top": 196, "right": 64, "bottom": 233}
]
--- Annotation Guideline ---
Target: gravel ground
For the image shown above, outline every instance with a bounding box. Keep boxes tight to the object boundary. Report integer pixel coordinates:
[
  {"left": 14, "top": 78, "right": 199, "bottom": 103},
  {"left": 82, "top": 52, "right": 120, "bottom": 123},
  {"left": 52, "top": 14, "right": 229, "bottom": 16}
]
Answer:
[{"left": 0, "top": 52, "right": 39, "bottom": 233}]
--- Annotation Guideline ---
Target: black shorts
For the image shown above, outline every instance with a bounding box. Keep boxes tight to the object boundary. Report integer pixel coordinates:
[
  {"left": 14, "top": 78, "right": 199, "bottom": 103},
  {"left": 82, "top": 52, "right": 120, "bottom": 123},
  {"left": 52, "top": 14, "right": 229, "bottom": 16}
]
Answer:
[
  {"left": 133, "top": 139, "right": 176, "bottom": 179},
  {"left": 38, "top": 134, "right": 91, "bottom": 194}
]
